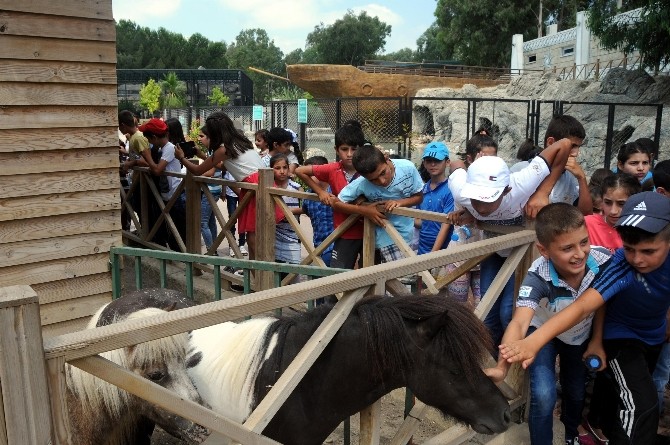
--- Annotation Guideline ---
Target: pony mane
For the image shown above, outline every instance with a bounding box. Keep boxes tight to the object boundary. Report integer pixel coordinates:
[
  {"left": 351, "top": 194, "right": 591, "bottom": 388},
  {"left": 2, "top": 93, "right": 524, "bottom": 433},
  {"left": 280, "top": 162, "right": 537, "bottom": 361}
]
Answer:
[
  {"left": 67, "top": 306, "right": 189, "bottom": 421},
  {"left": 355, "top": 294, "right": 493, "bottom": 386}
]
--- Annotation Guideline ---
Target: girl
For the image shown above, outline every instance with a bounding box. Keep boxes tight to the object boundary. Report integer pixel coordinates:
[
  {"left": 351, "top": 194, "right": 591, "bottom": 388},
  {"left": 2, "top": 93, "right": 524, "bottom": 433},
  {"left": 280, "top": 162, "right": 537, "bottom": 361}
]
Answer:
[
  {"left": 254, "top": 129, "right": 270, "bottom": 155},
  {"left": 262, "top": 127, "right": 300, "bottom": 175},
  {"left": 195, "top": 125, "right": 222, "bottom": 255},
  {"left": 271, "top": 153, "right": 303, "bottom": 269},
  {"left": 616, "top": 140, "right": 652, "bottom": 183},
  {"left": 585, "top": 172, "right": 641, "bottom": 253},
  {"left": 175, "top": 111, "right": 280, "bottom": 260}
]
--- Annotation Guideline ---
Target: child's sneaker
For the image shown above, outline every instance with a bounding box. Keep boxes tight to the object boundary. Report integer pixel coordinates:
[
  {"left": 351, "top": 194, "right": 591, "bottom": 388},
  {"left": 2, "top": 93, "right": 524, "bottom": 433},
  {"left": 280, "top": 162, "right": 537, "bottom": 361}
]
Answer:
[{"left": 239, "top": 245, "right": 248, "bottom": 256}]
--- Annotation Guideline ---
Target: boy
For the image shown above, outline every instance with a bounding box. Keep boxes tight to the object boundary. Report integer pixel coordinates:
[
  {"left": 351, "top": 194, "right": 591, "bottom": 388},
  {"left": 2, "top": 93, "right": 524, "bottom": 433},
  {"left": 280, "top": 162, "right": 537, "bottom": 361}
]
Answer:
[
  {"left": 415, "top": 141, "right": 454, "bottom": 254},
  {"left": 500, "top": 191, "right": 670, "bottom": 445},
  {"left": 486, "top": 203, "right": 611, "bottom": 445},
  {"left": 335, "top": 145, "right": 424, "bottom": 264},
  {"left": 527, "top": 114, "right": 592, "bottom": 218},
  {"left": 301, "top": 156, "right": 335, "bottom": 266},
  {"left": 448, "top": 138, "right": 573, "bottom": 346},
  {"left": 295, "top": 123, "right": 366, "bottom": 269}
]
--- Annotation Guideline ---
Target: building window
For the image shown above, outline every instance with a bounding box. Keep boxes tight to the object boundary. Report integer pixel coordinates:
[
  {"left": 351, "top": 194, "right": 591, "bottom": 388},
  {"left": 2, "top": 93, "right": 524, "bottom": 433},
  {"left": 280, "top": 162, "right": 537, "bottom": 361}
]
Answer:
[
  {"left": 562, "top": 46, "right": 574, "bottom": 57},
  {"left": 528, "top": 54, "right": 537, "bottom": 63}
]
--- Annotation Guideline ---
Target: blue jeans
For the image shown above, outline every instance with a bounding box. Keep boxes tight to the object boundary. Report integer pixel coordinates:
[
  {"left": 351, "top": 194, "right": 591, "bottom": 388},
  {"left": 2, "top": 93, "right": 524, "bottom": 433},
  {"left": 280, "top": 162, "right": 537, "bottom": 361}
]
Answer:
[
  {"left": 481, "top": 253, "right": 515, "bottom": 347},
  {"left": 528, "top": 327, "right": 588, "bottom": 445},
  {"left": 652, "top": 342, "right": 670, "bottom": 415},
  {"left": 201, "top": 189, "right": 221, "bottom": 250}
]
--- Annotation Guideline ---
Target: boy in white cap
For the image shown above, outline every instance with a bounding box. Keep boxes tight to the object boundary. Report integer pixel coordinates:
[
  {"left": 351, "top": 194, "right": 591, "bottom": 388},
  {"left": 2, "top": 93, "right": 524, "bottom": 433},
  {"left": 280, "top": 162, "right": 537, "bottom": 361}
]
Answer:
[
  {"left": 500, "top": 191, "right": 670, "bottom": 445},
  {"left": 448, "top": 138, "right": 574, "bottom": 346}
]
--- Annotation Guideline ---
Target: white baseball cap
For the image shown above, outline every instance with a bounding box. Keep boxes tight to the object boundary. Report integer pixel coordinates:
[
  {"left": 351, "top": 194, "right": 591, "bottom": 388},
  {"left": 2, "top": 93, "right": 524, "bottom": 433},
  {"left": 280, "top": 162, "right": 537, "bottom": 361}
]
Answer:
[{"left": 461, "top": 156, "right": 510, "bottom": 203}]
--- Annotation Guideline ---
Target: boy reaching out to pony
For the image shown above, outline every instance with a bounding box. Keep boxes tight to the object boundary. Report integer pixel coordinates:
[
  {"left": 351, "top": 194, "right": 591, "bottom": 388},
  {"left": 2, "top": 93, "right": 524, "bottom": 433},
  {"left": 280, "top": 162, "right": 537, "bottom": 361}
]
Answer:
[
  {"left": 485, "top": 203, "right": 612, "bottom": 445},
  {"left": 499, "top": 191, "right": 670, "bottom": 445}
]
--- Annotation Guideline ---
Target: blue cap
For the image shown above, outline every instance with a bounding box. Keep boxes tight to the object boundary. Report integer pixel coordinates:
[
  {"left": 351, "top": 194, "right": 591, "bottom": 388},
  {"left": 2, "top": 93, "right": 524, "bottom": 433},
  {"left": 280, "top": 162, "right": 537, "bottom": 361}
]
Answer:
[{"left": 422, "top": 142, "right": 449, "bottom": 161}]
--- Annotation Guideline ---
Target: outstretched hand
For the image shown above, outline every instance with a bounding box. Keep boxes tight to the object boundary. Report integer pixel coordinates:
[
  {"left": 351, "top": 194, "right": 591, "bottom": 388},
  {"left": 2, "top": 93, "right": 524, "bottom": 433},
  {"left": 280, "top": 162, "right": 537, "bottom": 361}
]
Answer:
[
  {"left": 483, "top": 366, "right": 506, "bottom": 384},
  {"left": 498, "top": 338, "right": 539, "bottom": 369}
]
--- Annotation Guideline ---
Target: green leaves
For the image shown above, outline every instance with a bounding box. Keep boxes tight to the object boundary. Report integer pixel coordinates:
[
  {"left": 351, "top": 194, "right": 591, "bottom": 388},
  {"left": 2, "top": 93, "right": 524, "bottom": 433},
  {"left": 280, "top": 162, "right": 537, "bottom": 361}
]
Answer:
[
  {"left": 161, "top": 72, "right": 187, "bottom": 109},
  {"left": 139, "top": 79, "right": 161, "bottom": 114},
  {"left": 208, "top": 86, "right": 230, "bottom": 106}
]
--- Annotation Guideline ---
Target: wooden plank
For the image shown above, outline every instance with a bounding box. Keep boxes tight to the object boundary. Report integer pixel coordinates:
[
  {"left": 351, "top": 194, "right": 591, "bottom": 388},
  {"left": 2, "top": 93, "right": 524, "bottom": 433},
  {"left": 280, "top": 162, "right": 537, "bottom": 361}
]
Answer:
[
  {"left": 73, "top": 355, "right": 281, "bottom": 445},
  {"left": 0, "top": 286, "right": 52, "bottom": 444},
  {"left": 0, "top": 59, "right": 116, "bottom": 84},
  {"left": 43, "top": 231, "right": 538, "bottom": 362},
  {"left": 0, "top": 380, "right": 6, "bottom": 445},
  {"left": 256, "top": 169, "right": 275, "bottom": 289},
  {"left": 0, "top": 11, "right": 115, "bottom": 41},
  {"left": 422, "top": 424, "right": 475, "bottom": 445},
  {"left": 0, "top": 146, "right": 117, "bottom": 176},
  {"left": 0, "top": 82, "right": 117, "bottom": 106},
  {"left": 0, "top": 189, "right": 120, "bottom": 222},
  {"left": 0, "top": 0, "right": 113, "bottom": 20},
  {"left": 0, "top": 106, "right": 117, "bottom": 129},
  {"left": 42, "top": 316, "right": 89, "bottom": 337},
  {"left": 388, "top": 401, "right": 429, "bottom": 445},
  {"left": 46, "top": 356, "right": 72, "bottom": 445},
  {"left": 0, "top": 252, "right": 110, "bottom": 287},
  {"left": 0, "top": 35, "right": 116, "bottom": 63},
  {"left": 383, "top": 223, "right": 439, "bottom": 295},
  {"left": 0, "top": 168, "right": 118, "bottom": 198},
  {"left": 0, "top": 210, "right": 119, "bottom": 244},
  {"left": 0, "top": 231, "right": 119, "bottom": 268},
  {"left": 40, "top": 292, "right": 110, "bottom": 326},
  {"left": 0, "top": 126, "right": 117, "bottom": 151},
  {"left": 359, "top": 399, "right": 382, "bottom": 445},
  {"left": 33, "top": 273, "right": 111, "bottom": 305}
]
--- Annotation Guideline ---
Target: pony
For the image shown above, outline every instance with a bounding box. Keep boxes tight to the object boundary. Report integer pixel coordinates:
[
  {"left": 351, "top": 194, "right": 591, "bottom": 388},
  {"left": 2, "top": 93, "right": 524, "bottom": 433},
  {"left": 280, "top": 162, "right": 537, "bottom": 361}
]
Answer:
[
  {"left": 185, "top": 292, "right": 512, "bottom": 444},
  {"left": 65, "top": 288, "right": 208, "bottom": 445}
]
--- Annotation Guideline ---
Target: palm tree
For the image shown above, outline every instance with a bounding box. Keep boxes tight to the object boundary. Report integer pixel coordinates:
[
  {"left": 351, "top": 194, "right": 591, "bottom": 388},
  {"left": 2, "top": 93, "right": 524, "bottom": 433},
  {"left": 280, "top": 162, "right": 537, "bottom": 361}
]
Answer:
[{"left": 161, "top": 72, "right": 187, "bottom": 109}]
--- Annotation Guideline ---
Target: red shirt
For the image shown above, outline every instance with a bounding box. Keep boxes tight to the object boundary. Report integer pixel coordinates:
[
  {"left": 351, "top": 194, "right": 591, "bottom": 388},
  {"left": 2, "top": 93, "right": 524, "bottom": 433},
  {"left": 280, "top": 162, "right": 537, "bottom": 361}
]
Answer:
[
  {"left": 585, "top": 214, "right": 622, "bottom": 253},
  {"left": 312, "top": 161, "right": 364, "bottom": 239}
]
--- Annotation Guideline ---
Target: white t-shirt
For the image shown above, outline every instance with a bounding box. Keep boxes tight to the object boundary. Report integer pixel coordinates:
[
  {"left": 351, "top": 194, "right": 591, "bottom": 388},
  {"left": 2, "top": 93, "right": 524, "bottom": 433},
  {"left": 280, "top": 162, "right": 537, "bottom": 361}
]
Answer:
[
  {"left": 160, "top": 142, "right": 183, "bottom": 201},
  {"left": 549, "top": 170, "right": 579, "bottom": 205},
  {"left": 223, "top": 148, "right": 265, "bottom": 181}
]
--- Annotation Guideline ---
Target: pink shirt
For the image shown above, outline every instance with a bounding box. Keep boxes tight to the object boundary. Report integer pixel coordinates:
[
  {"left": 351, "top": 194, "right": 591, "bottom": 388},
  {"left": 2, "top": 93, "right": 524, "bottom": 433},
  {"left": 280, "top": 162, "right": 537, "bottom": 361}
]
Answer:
[{"left": 585, "top": 214, "right": 622, "bottom": 253}]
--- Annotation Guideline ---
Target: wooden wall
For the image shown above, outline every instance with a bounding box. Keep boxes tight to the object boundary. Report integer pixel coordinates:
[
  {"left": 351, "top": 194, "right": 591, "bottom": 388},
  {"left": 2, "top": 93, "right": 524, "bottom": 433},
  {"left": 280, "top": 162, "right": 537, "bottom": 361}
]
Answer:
[{"left": 0, "top": 1, "right": 120, "bottom": 336}]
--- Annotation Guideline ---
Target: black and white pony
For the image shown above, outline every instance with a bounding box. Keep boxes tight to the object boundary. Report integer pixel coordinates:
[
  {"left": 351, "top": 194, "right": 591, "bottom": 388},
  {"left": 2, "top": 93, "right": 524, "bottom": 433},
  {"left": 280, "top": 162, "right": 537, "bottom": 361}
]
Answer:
[
  {"left": 185, "top": 292, "right": 512, "bottom": 444},
  {"left": 66, "top": 289, "right": 208, "bottom": 445}
]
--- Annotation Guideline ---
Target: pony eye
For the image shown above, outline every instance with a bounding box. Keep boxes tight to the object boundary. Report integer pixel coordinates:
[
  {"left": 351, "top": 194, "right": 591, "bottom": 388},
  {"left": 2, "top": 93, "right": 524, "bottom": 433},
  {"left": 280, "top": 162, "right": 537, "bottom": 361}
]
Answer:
[{"left": 146, "top": 371, "right": 165, "bottom": 382}]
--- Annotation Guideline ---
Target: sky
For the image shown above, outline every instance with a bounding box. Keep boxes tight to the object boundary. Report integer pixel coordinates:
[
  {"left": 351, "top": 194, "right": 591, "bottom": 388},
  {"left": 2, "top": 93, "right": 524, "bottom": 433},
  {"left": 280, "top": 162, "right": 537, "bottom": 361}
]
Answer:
[{"left": 112, "top": 0, "right": 439, "bottom": 55}]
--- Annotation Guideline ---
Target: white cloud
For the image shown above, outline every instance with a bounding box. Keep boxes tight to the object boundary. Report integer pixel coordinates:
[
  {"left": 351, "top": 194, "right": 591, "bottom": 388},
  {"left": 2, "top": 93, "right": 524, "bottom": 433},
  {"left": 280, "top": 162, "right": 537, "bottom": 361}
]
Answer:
[{"left": 113, "top": 0, "right": 182, "bottom": 23}]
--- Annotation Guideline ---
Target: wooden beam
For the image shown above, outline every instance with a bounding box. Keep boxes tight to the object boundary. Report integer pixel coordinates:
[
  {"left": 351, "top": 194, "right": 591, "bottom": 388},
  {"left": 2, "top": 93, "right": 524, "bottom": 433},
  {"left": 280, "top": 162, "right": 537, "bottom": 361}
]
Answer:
[
  {"left": 421, "top": 424, "right": 475, "bottom": 445},
  {"left": 0, "top": 82, "right": 117, "bottom": 106},
  {"left": 40, "top": 292, "right": 110, "bottom": 326},
  {"left": 0, "top": 106, "right": 117, "bottom": 129},
  {"left": 382, "top": 223, "right": 439, "bottom": 294},
  {"left": 0, "top": 189, "right": 120, "bottom": 222},
  {"left": 0, "top": 127, "right": 117, "bottom": 151},
  {"left": 0, "top": 35, "right": 116, "bottom": 63},
  {"left": 0, "top": 252, "right": 109, "bottom": 287},
  {"left": 45, "top": 356, "right": 71, "bottom": 445},
  {"left": 0, "top": 10, "right": 115, "bottom": 41},
  {"left": 0, "top": 168, "right": 118, "bottom": 199},
  {"left": 0, "top": 60, "right": 117, "bottom": 84},
  {"left": 32, "top": 273, "right": 111, "bottom": 305},
  {"left": 388, "top": 401, "right": 429, "bottom": 445},
  {"left": 0, "top": 210, "right": 119, "bottom": 244},
  {"left": 255, "top": 169, "right": 275, "bottom": 290},
  {"left": 0, "top": 1, "right": 114, "bottom": 20},
  {"left": 359, "top": 399, "right": 382, "bottom": 445}
]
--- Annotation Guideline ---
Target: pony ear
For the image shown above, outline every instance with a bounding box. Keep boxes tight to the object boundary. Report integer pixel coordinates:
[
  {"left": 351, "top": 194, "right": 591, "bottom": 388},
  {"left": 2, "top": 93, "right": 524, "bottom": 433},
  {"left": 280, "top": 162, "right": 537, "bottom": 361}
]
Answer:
[{"left": 417, "top": 311, "right": 449, "bottom": 340}]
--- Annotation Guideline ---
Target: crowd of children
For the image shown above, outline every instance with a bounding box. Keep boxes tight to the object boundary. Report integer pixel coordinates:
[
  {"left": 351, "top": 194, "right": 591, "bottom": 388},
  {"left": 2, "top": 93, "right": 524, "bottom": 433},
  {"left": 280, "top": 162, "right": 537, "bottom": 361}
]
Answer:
[{"left": 121, "top": 109, "right": 670, "bottom": 445}]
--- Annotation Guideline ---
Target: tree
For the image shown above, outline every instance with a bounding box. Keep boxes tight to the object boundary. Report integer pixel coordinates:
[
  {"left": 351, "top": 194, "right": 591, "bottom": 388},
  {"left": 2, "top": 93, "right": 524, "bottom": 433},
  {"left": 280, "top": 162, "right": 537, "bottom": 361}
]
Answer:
[
  {"left": 378, "top": 48, "right": 418, "bottom": 62},
  {"left": 161, "top": 72, "right": 187, "bottom": 108},
  {"left": 305, "top": 10, "right": 392, "bottom": 66},
  {"left": 434, "top": 0, "right": 538, "bottom": 67},
  {"left": 416, "top": 23, "right": 453, "bottom": 61},
  {"left": 226, "top": 29, "right": 285, "bottom": 102},
  {"left": 139, "top": 78, "right": 161, "bottom": 114},
  {"left": 208, "top": 86, "right": 230, "bottom": 106},
  {"left": 588, "top": 0, "right": 670, "bottom": 71}
]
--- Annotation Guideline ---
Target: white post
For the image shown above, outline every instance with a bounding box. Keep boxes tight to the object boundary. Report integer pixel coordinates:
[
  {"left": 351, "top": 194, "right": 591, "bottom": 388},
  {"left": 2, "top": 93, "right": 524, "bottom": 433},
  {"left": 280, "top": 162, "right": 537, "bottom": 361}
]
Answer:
[
  {"left": 575, "top": 10, "right": 591, "bottom": 78},
  {"left": 511, "top": 34, "right": 525, "bottom": 77}
]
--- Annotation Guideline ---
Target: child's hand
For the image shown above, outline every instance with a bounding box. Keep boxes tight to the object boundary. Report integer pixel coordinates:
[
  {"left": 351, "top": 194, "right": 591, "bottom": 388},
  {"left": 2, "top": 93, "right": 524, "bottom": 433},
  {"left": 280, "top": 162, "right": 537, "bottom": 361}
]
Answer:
[
  {"left": 583, "top": 343, "right": 607, "bottom": 371},
  {"left": 317, "top": 190, "right": 336, "bottom": 205},
  {"left": 565, "top": 156, "right": 586, "bottom": 181},
  {"left": 174, "top": 145, "right": 185, "bottom": 160},
  {"left": 483, "top": 366, "right": 507, "bottom": 384},
  {"left": 384, "top": 200, "right": 399, "bottom": 212},
  {"left": 499, "top": 338, "right": 539, "bottom": 369},
  {"left": 361, "top": 206, "right": 387, "bottom": 227},
  {"left": 524, "top": 194, "right": 550, "bottom": 219}
]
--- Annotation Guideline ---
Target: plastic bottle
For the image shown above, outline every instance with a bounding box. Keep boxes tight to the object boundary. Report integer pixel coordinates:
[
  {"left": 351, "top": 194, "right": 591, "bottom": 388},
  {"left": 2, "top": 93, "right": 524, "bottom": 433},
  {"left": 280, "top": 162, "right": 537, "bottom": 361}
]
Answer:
[
  {"left": 451, "top": 225, "right": 472, "bottom": 242},
  {"left": 584, "top": 355, "right": 602, "bottom": 371}
]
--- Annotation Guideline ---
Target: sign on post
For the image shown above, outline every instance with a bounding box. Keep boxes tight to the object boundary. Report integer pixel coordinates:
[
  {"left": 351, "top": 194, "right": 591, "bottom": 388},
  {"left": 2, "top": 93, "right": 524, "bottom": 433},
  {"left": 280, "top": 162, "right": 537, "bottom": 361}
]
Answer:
[
  {"left": 252, "top": 105, "right": 263, "bottom": 121},
  {"left": 297, "top": 99, "right": 308, "bottom": 124}
]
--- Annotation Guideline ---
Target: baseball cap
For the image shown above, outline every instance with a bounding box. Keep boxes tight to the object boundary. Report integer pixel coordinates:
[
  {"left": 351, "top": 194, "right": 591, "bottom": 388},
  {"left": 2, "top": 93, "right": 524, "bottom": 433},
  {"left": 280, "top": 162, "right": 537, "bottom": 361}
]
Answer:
[
  {"left": 422, "top": 142, "right": 449, "bottom": 161},
  {"left": 138, "top": 118, "right": 168, "bottom": 134},
  {"left": 616, "top": 191, "right": 670, "bottom": 233},
  {"left": 460, "top": 156, "right": 510, "bottom": 203}
]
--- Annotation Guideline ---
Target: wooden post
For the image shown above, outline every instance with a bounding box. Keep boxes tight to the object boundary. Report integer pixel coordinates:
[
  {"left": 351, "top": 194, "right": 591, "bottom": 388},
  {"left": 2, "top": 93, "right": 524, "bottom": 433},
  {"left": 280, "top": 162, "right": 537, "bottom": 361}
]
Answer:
[
  {"left": 256, "top": 169, "right": 275, "bottom": 291},
  {"left": 0, "top": 286, "right": 53, "bottom": 445},
  {"left": 185, "top": 172, "right": 201, "bottom": 254}
]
